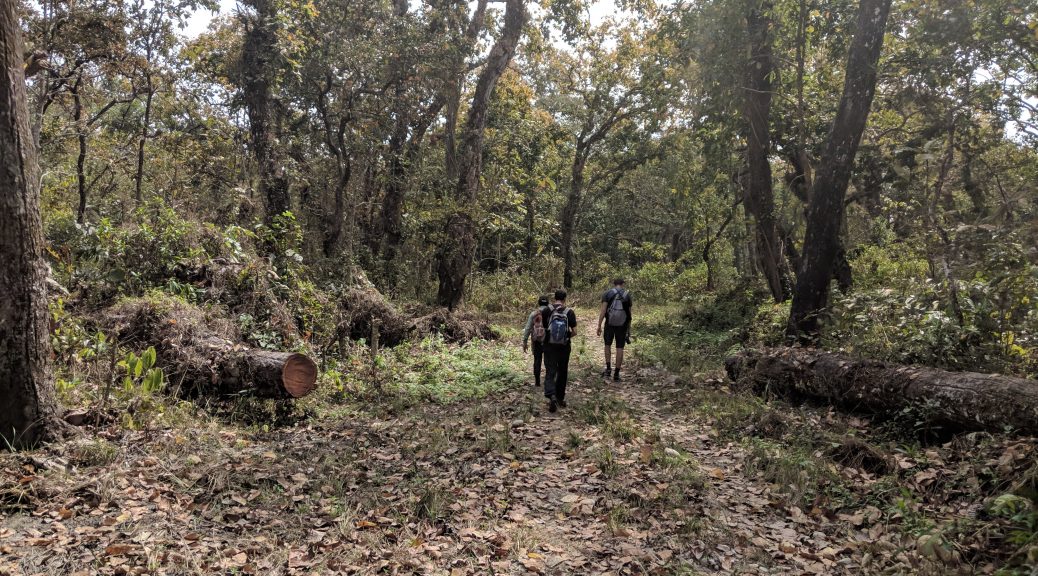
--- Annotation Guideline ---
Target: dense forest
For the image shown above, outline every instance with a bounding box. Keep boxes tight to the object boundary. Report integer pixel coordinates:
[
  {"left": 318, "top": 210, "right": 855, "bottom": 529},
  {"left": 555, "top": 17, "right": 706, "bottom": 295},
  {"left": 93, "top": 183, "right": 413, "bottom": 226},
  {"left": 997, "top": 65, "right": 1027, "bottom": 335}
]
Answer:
[{"left": 3, "top": 0, "right": 1038, "bottom": 573}]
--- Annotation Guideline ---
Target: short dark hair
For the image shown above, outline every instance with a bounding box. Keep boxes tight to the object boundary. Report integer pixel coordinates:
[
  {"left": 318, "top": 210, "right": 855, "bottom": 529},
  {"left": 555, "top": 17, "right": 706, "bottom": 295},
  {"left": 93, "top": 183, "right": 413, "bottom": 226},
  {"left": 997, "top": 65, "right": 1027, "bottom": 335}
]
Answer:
[
  {"left": 537, "top": 295, "right": 549, "bottom": 307},
  {"left": 613, "top": 278, "right": 625, "bottom": 286},
  {"left": 554, "top": 289, "right": 567, "bottom": 301}
]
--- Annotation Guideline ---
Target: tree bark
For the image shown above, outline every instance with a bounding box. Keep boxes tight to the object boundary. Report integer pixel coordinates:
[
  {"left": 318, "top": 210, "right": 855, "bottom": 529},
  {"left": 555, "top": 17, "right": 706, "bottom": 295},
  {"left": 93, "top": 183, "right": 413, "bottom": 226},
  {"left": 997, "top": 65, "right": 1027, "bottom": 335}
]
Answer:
[
  {"left": 0, "top": 0, "right": 61, "bottom": 448},
  {"left": 242, "top": 0, "right": 290, "bottom": 222},
  {"left": 560, "top": 149, "right": 586, "bottom": 289},
  {"left": 436, "top": 0, "right": 526, "bottom": 309},
  {"left": 134, "top": 71, "right": 153, "bottom": 204},
  {"left": 744, "top": 2, "right": 789, "bottom": 303},
  {"left": 788, "top": 0, "right": 892, "bottom": 341},
  {"left": 72, "top": 76, "right": 88, "bottom": 223},
  {"left": 191, "top": 341, "right": 317, "bottom": 399},
  {"left": 726, "top": 348, "right": 1038, "bottom": 435},
  {"left": 523, "top": 186, "right": 535, "bottom": 258}
]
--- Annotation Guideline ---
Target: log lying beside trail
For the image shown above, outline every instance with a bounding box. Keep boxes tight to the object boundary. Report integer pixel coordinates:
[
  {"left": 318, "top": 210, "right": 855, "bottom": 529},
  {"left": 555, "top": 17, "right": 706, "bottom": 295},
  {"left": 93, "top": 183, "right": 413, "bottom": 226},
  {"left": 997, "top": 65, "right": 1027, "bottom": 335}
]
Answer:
[
  {"left": 725, "top": 347, "right": 1038, "bottom": 435},
  {"left": 195, "top": 338, "right": 318, "bottom": 398},
  {"left": 102, "top": 297, "right": 318, "bottom": 399}
]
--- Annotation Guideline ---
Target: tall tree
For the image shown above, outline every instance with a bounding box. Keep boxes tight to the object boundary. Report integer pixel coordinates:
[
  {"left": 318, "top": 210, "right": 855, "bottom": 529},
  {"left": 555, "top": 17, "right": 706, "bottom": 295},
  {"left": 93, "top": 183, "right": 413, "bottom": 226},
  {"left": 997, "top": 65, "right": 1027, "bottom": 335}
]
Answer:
[
  {"left": 436, "top": 0, "right": 526, "bottom": 309},
  {"left": 541, "top": 21, "right": 670, "bottom": 288},
  {"left": 241, "top": 0, "right": 290, "bottom": 222},
  {"left": 743, "top": 0, "right": 789, "bottom": 302},
  {"left": 0, "top": 0, "right": 60, "bottom": 448},
  {"left": 787, "top": 0, "right": 893, "bottom": 341},
  {"left": 377, "top": 0, "right": 475, "bottom": 277}
]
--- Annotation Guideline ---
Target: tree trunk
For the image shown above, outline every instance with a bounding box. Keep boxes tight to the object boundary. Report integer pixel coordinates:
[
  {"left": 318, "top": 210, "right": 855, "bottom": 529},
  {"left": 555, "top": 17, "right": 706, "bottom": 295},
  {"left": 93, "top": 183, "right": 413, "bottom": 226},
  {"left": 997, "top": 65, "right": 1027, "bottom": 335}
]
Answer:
[
  {"left": 72, "top": 76, "right": 88, "bottom": 223},
  {"left": 726, "top": 348, "right": 1038, "bottom": 435},
  {"left": 961, "top": 143, "right": 986, "bottom": 217},
  {"left": 788, "top": 0, "right": 892, "bottom": 341},
  {"left": 0, "top": 1, "right": 61, "bottom": 448},
  {"left": 436, "top": 0, "right": 526, "bottom": 309},
  {"left": 379, "top": 117, "right": 408, "bottom": 263},
  {"left": 323, "top": 161, "right": 350, "bottom": 258},
  {"left": 523, "top": 187, "right": 535, "bottom": 258},
  {"left": 103, "top": 300, "right": 318, "bottom": 399},
  {"left": 743, "top": 1, "right": 789, "bottom": 303},
  {"left": 189, "top": 340, "right": 317, "bottom": 399},
  {"left": 134, "top": 72, "right": 153, "bottom": 204},
  {"left": 242, "top": 0, "right": 290, "bottom": 222},
  {"left": 560, "top": 151, "right": 586, "bottom": 289}
]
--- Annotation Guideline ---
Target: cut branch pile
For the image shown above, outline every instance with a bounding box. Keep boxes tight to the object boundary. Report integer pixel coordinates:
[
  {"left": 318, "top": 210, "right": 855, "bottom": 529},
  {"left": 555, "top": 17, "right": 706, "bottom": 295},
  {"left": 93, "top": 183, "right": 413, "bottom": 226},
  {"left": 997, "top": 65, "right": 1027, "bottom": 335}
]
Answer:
[
  {"left": 338, "top": 287, "right": 496, "bottom": 347},
  {"left": 409, "top": 308, "right": 496, "bottom": 343},
  {"left": 101, "top": 297, "right": 317, "bottom": 399},
  {"left": 726, "top": 347, "right": 1038, "bottom": 434}
]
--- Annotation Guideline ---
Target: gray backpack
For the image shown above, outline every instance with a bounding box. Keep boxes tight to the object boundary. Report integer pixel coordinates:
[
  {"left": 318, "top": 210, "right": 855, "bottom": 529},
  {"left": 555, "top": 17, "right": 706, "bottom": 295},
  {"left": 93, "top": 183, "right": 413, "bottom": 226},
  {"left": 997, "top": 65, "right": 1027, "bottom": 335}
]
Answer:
[{"left": 606, "top": 290, "right": 627, "bottom": 327}]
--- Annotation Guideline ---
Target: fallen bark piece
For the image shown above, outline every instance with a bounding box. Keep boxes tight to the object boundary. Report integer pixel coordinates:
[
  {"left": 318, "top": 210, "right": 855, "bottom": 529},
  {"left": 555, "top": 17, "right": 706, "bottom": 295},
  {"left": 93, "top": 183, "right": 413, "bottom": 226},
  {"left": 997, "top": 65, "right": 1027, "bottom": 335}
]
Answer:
[{"left": 725, "top": 347, "right": 1038, "bottom": 434}]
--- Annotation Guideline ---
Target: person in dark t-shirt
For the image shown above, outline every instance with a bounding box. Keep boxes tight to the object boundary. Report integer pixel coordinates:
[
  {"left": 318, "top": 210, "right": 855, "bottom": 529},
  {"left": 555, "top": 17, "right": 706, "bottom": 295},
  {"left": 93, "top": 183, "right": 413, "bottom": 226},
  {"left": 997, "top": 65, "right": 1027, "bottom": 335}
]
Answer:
[
  {"left": 541, "top": 289, "right": 577, "bottom": 413},
  {"left": 597, "top": 278, "right": 632, "bottom": 381}
]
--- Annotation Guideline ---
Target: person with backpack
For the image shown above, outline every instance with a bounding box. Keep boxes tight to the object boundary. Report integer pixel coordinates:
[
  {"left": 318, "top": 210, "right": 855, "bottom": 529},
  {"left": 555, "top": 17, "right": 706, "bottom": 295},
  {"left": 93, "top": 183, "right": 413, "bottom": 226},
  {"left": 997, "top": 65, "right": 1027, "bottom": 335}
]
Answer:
[
  {"left": 541, "top": 289, "right": 577, "bottom": 413},
  {"left": 597, "top": 278, "right": 632, "bottom": 381},
  {"left": 522, "top": 295, "right": 551, "bottom": 387}
]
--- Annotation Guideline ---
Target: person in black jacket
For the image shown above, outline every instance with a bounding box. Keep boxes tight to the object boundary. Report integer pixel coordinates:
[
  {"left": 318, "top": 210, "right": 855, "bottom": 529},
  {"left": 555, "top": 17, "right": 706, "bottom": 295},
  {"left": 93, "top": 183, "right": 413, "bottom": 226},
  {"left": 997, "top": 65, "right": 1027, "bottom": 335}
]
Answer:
[
  {"left": 541, "top": 289, "right": 577, "bottom": 412},
  {"left": 597, "top": 278, "right": 632, "bottom": 381}
]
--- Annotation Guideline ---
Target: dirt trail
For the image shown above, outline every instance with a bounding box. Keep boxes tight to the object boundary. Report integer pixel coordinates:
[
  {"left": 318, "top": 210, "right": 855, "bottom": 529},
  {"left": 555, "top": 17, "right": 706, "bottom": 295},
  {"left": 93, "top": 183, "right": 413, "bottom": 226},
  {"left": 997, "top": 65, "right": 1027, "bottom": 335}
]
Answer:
[{"left": 1, "top": 317, "right": 868, "bottom": 575}]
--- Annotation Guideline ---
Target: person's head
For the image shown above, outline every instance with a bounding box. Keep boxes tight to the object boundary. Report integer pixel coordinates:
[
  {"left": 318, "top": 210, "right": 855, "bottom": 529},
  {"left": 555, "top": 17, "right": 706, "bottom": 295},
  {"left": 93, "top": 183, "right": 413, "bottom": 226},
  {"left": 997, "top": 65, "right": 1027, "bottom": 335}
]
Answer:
[
  {"left": 537, "top": 295, "right": 549, "bottom": 307},
  {"left": 613, "top": 278, "right": 625, "bottom": 287},
  {"left": 553, "top": 289, "right": 567, "bottom": 303}
]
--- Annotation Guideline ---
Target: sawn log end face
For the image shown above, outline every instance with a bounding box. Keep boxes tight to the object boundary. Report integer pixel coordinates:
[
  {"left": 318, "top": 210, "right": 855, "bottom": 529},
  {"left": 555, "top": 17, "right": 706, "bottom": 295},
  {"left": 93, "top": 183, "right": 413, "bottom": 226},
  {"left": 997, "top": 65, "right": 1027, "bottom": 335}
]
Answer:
[{"left": 283, "top": 353, "right": 318, "bottom": 398}]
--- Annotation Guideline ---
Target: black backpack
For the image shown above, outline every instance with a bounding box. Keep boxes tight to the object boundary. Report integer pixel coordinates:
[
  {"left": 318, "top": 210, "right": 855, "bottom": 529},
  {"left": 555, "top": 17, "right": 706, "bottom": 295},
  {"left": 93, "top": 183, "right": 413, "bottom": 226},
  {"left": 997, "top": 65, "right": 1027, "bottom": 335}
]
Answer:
[{"left": 547, "top": 305, "right": 570, "bottom": 345}]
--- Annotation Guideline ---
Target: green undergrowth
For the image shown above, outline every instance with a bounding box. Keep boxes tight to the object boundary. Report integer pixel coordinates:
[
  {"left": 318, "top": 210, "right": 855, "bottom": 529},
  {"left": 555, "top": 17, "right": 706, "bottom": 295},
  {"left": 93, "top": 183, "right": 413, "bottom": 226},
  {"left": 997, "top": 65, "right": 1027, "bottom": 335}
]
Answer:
[
  {"left": 629, "top": 303, "right": 739, "bottom": 375},
  {"left": 385, "top": 336, "right": 524, "bottom": 403},
  {"left": 307, "top": 333, "right": 525, "bottom": 417}
]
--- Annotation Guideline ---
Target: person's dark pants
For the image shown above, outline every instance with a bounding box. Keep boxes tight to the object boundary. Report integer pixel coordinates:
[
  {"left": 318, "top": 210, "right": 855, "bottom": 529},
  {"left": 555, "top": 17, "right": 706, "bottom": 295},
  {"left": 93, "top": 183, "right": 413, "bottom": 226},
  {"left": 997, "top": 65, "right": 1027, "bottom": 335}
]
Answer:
[
  {"left": 544, "top": 344, "right": 571, "bottom": 401},
  {"left": 532, "top": 341, "right": 544, "bottom": 386}
]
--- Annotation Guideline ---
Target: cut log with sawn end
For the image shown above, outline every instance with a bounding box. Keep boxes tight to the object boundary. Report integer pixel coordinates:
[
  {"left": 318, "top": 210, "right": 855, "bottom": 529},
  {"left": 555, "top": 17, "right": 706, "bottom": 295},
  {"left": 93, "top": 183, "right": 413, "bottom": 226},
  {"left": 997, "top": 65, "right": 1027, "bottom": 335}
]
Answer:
[
  {"left": 726, "top": 347, "right": 1038, "bottom": 435},
  {"left": 101, "top": 297, "right": 319, "bottom": 400},
  {"left": 243, "top": 350, "right": 318, "bottom": 399}
]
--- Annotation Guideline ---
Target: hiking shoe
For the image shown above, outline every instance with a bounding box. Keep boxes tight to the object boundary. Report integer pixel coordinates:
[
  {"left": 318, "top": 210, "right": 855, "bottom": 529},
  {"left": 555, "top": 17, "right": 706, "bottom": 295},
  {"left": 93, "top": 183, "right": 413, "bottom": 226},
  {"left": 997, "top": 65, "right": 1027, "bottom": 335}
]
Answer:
[
  {"left": 558, "top": 399, "right": 567, "bottom": 409},
  {"left": 601, "top": 366, "right": 611, "bottom": 378},
  {"left": 613, "top": 370, "right": 621, "bottom": 382},
  {"left": 548, "top": 398, "right": 558, "bottom": 413}
]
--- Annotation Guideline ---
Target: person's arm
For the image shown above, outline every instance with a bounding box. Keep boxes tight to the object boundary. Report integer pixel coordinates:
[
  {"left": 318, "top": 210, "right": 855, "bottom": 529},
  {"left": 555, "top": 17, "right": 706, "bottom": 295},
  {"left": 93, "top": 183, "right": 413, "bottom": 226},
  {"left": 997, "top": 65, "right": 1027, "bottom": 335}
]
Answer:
[
  {"left": 522, "top": 311, "right": 535, "bottom": 351},
  {"left": 596, "top": 293, "right": 608, "bottom": 335},
  {"left": 624, "top": 294, "right": 633, "bottom": 342},
  {"left": 569, "top": 309, "right": 578, "bottom": 337}
]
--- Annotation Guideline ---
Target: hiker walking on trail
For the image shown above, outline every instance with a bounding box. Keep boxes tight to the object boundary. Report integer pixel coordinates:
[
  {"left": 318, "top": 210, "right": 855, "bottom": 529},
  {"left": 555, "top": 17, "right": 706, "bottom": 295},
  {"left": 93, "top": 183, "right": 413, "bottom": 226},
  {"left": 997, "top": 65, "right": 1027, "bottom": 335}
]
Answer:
[
  {"left": 542, "top": 289, "right": 577, "bottom": 413},
  {"left": 522, "top": 295, "right": 550, "bottom": 387},
  {"left": 597, "top": 278, "right": 632, "bottom": 381}
]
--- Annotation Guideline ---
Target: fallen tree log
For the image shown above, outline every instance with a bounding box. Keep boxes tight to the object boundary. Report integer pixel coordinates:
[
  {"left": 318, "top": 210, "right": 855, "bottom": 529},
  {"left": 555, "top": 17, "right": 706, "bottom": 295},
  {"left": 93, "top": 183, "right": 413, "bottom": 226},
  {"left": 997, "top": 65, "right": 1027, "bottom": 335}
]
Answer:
[
  {"left": 101, "top": 296, "right": 318, "bottom": 399},
  {"left": 193, "top": 338, "right": 318, "bottom": 398},
  {"left": 725, "top": 347, "right": 1038, "bottom": 434}
]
